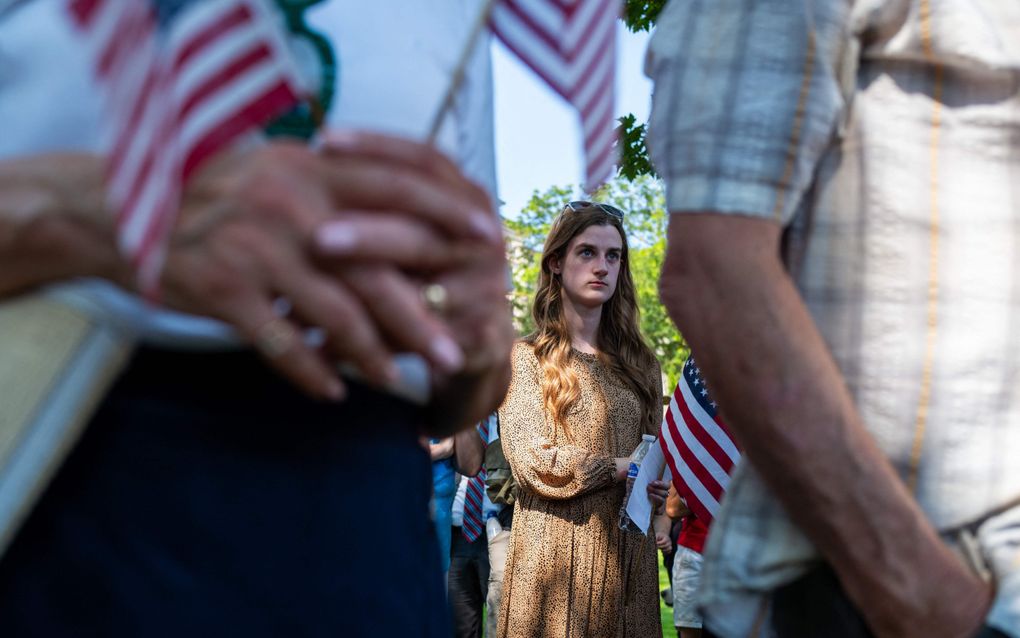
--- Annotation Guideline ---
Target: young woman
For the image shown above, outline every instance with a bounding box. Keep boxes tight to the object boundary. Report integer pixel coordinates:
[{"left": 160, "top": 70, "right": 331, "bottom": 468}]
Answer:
[{"left": 497, "top": 201, "right": 668, "bottom": 637}]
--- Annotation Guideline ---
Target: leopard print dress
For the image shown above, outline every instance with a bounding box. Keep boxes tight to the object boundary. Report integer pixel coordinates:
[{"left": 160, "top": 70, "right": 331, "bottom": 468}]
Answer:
[{"left": 496, "top": 341, "right": 663, "bottom": 638}]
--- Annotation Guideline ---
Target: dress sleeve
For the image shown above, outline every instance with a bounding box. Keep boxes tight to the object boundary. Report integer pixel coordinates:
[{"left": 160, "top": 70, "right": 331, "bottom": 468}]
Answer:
[{"left": 498, "top": 343, "right": 617, "bottom": 501}]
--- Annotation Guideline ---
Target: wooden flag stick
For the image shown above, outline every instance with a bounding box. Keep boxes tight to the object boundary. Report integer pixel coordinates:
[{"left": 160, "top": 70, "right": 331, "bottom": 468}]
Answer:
[{"left": 426, "top": 0, "right": 498, "bottom": 143}]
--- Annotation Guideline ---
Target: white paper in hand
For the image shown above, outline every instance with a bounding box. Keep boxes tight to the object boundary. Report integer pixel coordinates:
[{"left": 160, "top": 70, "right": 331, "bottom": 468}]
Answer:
[{"left": 624, "top": 439, "right": 666, "bottom": 535}]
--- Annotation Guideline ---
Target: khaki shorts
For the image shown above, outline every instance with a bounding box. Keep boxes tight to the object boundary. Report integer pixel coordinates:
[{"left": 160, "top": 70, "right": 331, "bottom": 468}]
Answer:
[{"left": 672, "top": 545, "right": 704, "bottom": 629}]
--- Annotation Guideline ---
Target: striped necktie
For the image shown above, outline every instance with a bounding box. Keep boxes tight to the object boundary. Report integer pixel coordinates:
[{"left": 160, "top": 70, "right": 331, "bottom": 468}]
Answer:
[{"left": 461, "top": 418, "right": 489, "bottom": 542}]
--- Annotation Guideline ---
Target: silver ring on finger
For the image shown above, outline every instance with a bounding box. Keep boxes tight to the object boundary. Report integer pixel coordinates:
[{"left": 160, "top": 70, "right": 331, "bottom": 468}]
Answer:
[{"left": 421, "top": 282, "right": 449, "bottom": 316}]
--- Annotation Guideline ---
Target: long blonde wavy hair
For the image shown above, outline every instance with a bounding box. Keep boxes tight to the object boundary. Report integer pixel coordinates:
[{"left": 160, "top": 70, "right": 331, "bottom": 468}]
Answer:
[{"left": 525, "top": 202, "right": 660, "bottom": 442}]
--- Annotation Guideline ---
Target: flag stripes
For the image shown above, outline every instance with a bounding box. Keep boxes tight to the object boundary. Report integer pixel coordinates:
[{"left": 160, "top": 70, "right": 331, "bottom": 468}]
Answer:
[
  {"left": 659, "top": 357, "right": 741, "bottom": 524},
  {"left": 69, "top": 0, "right": 300, "bottom": 294},
  {"left": 489, "top": 0, "right": 620, "bottom": 190}
]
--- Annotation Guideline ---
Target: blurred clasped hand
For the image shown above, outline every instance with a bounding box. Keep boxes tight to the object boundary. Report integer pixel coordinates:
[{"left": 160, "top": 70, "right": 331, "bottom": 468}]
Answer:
[{"left": 160, "top": 130, "right": 512, "bottom": 404}]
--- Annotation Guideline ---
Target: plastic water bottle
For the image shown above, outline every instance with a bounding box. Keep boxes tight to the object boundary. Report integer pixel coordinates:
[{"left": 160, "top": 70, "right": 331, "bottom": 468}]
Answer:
[{"left": 618, "top": 434, "right": 657, "bottom": 533}]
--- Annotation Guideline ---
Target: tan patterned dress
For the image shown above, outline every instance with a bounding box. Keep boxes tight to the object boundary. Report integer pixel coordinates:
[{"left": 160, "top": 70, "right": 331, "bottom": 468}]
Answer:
[{"left": 496, "top": 341, "right": 662, "bottom": 638}]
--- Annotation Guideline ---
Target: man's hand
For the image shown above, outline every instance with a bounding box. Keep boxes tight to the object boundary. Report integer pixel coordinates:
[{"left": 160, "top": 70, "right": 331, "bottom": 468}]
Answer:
[
  {"left": 659, "top": 213, "right": 991, "bottom": 637},
  {"left": 647, "top": 479, "right": 670, "bottom": 510}
]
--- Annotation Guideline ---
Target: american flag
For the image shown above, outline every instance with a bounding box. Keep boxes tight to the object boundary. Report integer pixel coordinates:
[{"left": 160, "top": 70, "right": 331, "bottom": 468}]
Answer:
[
  {"left": 659, "top": 357, "right": 741, "bottom": 524},
  {"left": 68, "top": 0, "right": 301, "bottom": 293},
  {"left": 489, "top": 0, "right": 620, "bottom": 191}
]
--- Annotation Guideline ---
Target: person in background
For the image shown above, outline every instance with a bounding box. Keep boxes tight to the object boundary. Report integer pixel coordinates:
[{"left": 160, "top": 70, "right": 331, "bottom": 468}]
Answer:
[
  {"left": 665, "top": 487, "right": 704, "bottom": 638},
  {"left": 659, "top": 485, "right": 681, "bottom": 609},
  {"left": 429, "top": 437, "right": 459, "bottom": 582},
  {"left": 448, "top": 418, "right": 491, "bottom": 638},
  {"left": 481, "top": 413, "right": 514, "bottom": 638},
  {"left": 652, "top": 507, "right": 675, "bottom": 604},
  {"left": 496, "top": 201, "right": 669, "bottom": 637}
]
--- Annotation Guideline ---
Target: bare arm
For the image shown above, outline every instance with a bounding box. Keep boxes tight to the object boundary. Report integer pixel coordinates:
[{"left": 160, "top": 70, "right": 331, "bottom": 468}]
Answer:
[
  {"left": 665, "top": 484, "right": 689, "bottom": 521},
  {"left": 452, "top": 425, "right": 485, "bottom": 477},
  {"left": 659, "top": 214, "right": 990, "bottom": 637},
  {"left": 653, "top": 511, "right": 673, "bottom": 553},
  {"left": 0, "top": 153, "right": 129, "bottom": 298}
]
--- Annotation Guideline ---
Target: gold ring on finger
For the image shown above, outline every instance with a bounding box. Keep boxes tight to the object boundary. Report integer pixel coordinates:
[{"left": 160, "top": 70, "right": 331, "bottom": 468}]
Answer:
[{"left": 421, "top": 282, "right": 449, "bottom": 315}]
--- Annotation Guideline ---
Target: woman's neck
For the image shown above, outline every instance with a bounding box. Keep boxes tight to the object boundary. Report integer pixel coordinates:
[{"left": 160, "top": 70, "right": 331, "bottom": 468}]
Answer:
[{"left": 562, "top": 297, "right": 602, "bottom": 354}]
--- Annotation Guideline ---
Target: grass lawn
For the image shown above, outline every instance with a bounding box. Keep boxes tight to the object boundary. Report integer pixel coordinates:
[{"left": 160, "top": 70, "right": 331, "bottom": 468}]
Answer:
[{"left": 659, "top": 561, "right": 676, "bottom": 637}]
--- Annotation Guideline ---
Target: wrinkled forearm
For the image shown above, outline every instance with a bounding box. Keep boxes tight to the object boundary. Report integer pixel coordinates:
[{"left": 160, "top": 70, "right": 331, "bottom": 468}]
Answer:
[
  {"left": 659, "top": 214, "right": 989, "bottom": 637},
  {"left": 0, "top": 153, "right": 128, "bottom": 298}
]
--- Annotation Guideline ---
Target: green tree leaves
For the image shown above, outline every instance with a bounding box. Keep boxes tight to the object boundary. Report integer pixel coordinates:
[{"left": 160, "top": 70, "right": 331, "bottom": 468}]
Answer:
[
  {"left": 616, "top": 3, "right": 665, "bottom": 182},
  {"left": 622, "top": 0, "right": 668, "bottom": 33},
  {"left": 616, "top": 114, "right": 656, "bottom": 182}
]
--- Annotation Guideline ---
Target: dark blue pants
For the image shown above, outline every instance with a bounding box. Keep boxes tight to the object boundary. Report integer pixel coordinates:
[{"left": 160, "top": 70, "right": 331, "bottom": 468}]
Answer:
[
  {"left": 0, "top": 348, "right": 450, "bottom": 637},
  {"left": 448, "top": 528, "right": 488, "bottom": 638}
]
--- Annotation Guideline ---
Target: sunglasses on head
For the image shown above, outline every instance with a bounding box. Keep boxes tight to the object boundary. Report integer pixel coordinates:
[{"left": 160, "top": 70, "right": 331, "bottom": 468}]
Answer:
[{"left": 566, "top": 200, "right": 625, "bottom": 220}]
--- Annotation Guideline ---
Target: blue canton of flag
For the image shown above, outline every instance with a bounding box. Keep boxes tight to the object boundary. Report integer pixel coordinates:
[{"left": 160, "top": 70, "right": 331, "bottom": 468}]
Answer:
[
  {"left": 683, "top": 358, "right": 719, "bottom": 417},
  {"left": 152, "top": 0, "right": 195, "bottom": 23}
]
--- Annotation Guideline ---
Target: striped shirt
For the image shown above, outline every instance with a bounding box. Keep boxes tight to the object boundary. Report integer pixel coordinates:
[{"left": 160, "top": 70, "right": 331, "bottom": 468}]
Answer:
[{"left": 646, "top": 0, "right": 1020, "bottom": 634}]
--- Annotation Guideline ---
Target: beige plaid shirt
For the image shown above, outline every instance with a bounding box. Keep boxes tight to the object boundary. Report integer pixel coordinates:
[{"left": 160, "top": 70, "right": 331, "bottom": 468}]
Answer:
[{"left": 646, "top": 0, "right": 1020, "bottom": 634}]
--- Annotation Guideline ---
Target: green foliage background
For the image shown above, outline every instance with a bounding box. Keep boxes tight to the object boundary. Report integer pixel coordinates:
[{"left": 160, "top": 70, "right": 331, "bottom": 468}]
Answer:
[
  {"left": 503, "top": 175, "right": 688, "bottom": 387},
  {"left": 614, "top": 0, "right": 665, "bottom": 182},
  {"left": 622, "top": 0, "right": 667, "bottom": 32}
]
